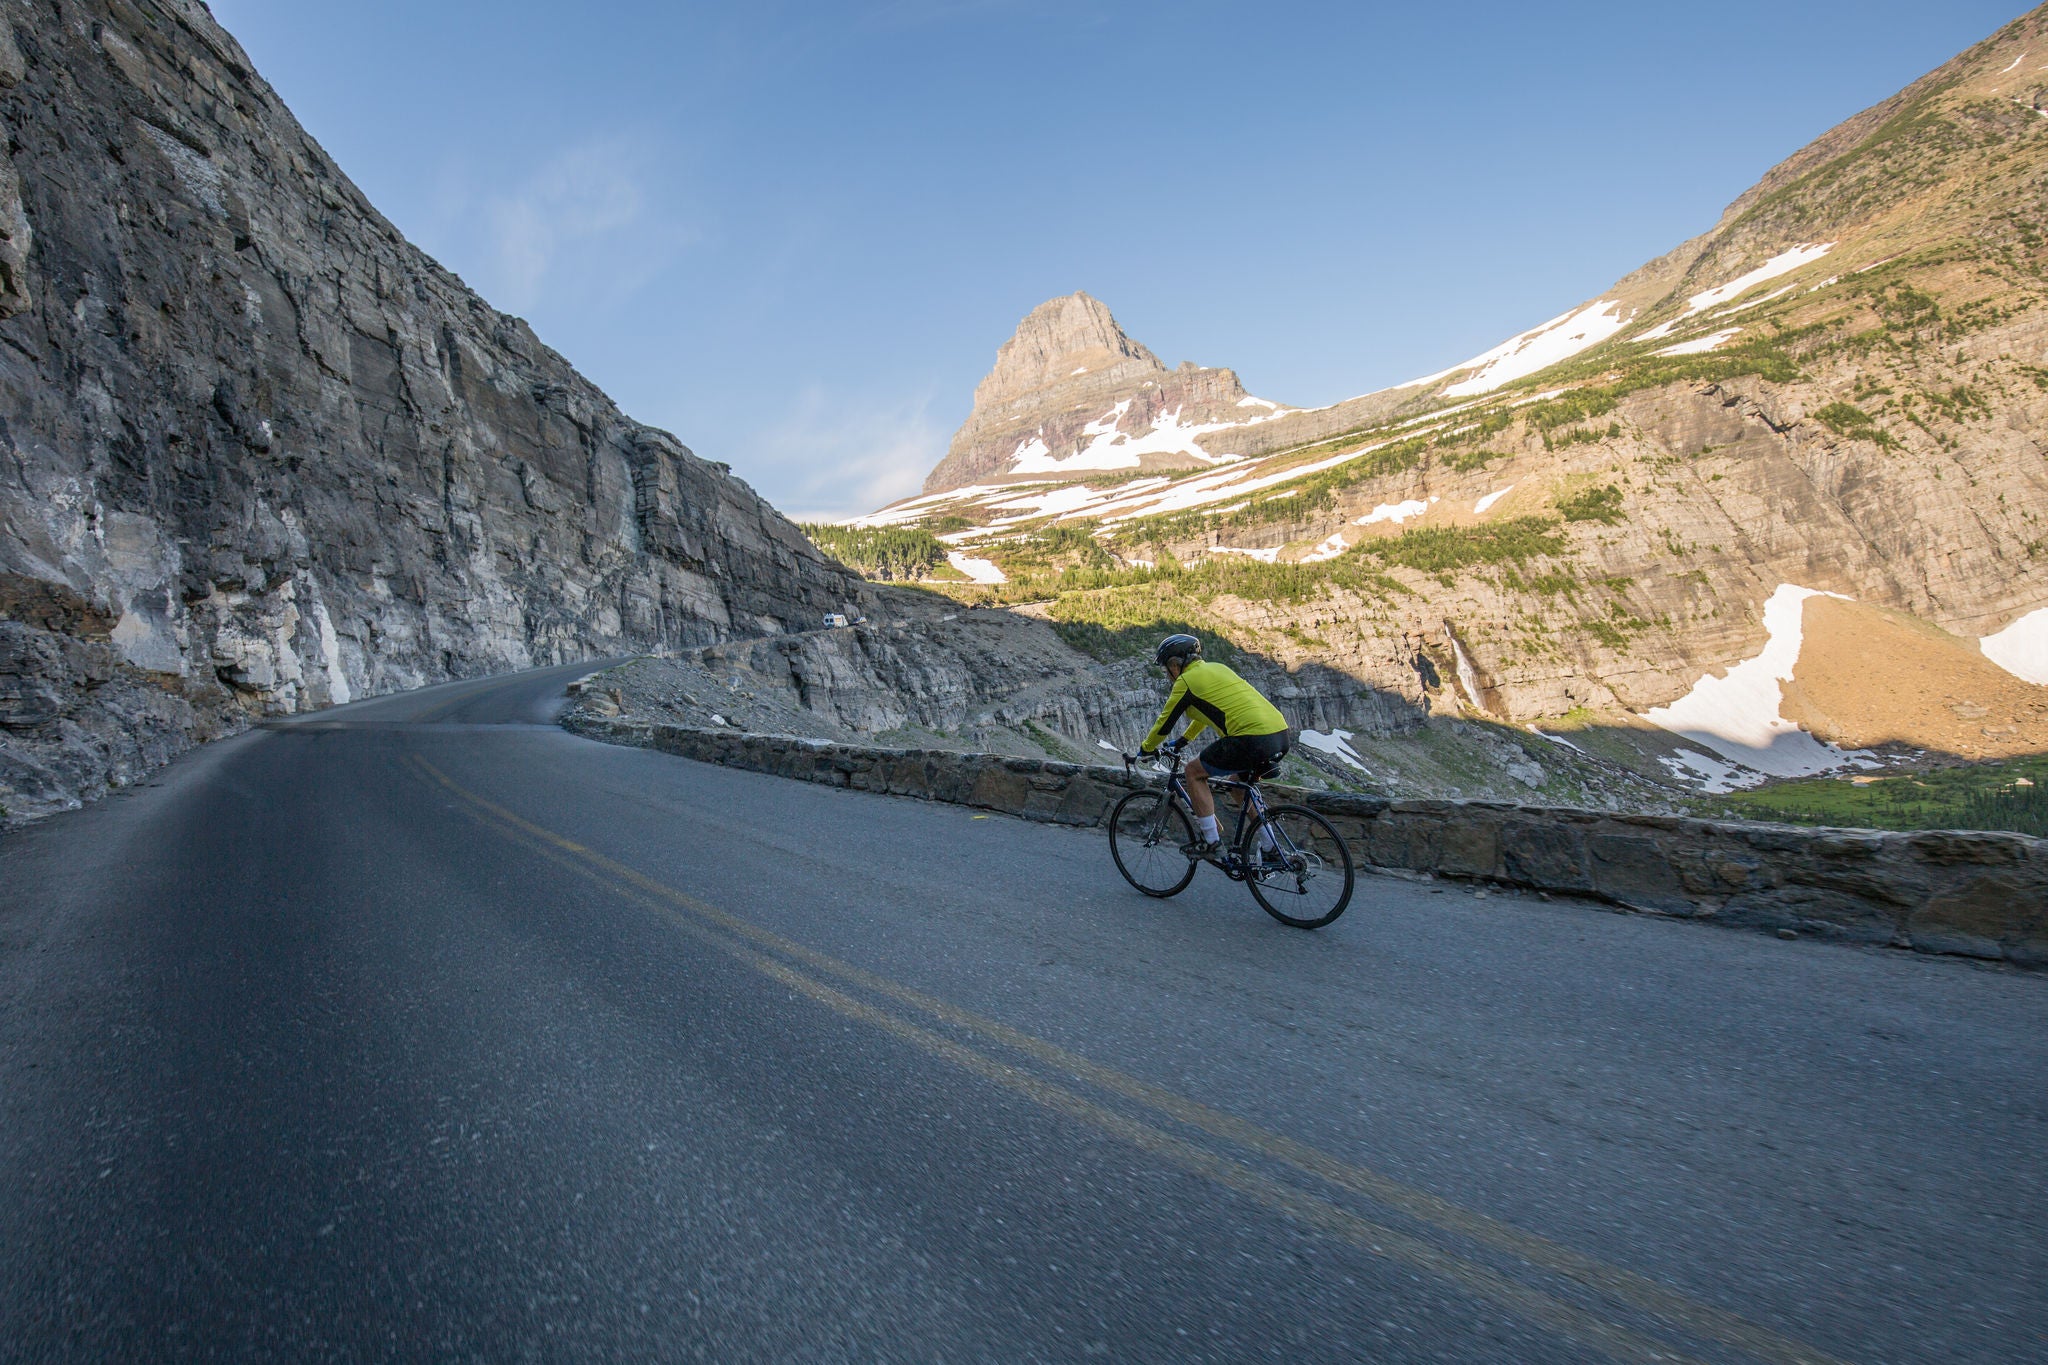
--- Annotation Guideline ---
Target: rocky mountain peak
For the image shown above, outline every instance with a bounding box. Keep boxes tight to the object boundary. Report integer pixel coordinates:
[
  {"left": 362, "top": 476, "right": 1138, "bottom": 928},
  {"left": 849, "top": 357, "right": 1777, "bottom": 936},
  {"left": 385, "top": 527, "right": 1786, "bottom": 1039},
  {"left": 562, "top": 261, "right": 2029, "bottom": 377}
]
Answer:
[
  {"left": 970, "top": 292, "right": 1163, "bottom": 410},
  {"left": 922, "top": 293, "right": 1279, "bottom": 494}
]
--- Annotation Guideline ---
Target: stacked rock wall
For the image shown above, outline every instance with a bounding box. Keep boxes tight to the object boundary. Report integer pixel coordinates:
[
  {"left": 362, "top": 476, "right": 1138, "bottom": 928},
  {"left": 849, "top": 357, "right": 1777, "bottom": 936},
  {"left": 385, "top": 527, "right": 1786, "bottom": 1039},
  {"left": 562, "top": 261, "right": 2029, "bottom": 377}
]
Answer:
[{"left": 568, "top": 715, "right": 2048, "bottom": 968}]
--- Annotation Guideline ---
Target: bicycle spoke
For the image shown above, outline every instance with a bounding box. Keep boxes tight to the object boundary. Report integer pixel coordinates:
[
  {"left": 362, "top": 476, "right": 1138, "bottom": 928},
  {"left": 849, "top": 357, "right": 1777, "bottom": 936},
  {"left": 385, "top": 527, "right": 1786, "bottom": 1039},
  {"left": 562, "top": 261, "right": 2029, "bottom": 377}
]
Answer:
[
  {"left": 1109, "top": 790, "right": 1197, "bottom": 899},
  {"left": 1246, "top": 805, "right": 1354, "bottom": 928}
]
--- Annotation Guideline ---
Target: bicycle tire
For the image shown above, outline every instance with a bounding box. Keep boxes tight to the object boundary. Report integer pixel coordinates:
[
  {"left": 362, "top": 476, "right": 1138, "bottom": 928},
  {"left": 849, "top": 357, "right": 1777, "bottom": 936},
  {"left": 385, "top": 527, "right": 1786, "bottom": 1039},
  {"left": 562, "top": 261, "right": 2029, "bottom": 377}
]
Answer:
[
  {"left": 1245, "top": 804, "right": 1354, "bottom": 928},
  {"left": 1108, "top": 790, "right": 1198, "bottom": 898}
]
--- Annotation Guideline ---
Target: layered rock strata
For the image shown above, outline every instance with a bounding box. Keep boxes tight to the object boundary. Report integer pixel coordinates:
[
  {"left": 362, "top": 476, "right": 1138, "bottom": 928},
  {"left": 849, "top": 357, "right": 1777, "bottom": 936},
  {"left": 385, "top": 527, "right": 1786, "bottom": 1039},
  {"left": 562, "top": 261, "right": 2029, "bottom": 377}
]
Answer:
[{"left": 0, "top": 0, "right": 864, "bottom": 821}]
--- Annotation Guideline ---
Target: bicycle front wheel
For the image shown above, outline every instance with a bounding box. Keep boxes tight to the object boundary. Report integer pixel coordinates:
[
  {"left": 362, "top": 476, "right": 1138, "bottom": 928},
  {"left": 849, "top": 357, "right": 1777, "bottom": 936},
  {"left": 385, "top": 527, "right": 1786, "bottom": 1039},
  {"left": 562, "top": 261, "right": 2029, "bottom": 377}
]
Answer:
[
  {"left": 1108, "top": 790, "right": 1198, "bottom": 898},
  {"left": 1246, "top": 804, "right": 1354, "bottom": 928}
]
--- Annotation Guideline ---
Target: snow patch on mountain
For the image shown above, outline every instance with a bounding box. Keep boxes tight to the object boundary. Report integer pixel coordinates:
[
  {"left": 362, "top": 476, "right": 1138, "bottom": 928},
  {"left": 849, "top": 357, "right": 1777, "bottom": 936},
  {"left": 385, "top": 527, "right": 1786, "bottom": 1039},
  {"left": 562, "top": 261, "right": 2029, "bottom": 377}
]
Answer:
[
  {"left": 1355, "top": 497, "right": 1437, "bottom": 526},
  {"left": 1643, "top": 584, "right": 1867, "bottom": 781},
  {"left": 849, "top": 484, "right": 1008, "bottom": 528},
  {"left": 1010, "top": 404, "right": 1241, "bottom": 476},
  {"left": 946, "top": 551, "right": 1007, "bottom": 584},
  {"left": 1300, "top": 728, "right": 1371, "bottom": 771},
  {"left": 1981, "top": 607, "right": 2048, "bottom": 684},
  {"left": 1443, "top": 301, "right": 1629, "bottom": 397},
  {"left": 1300, "top": 531, "right": 1350, "bottom": 563},
  {"left": 1657, "top": 748, "right": 1756, "bottom": 794},
  {"left": 1657, "top": 328, "right": 1742, "bottom": 357},
  {"left": 1683, "top": 244, "right": 1834, "bottom": 316}
]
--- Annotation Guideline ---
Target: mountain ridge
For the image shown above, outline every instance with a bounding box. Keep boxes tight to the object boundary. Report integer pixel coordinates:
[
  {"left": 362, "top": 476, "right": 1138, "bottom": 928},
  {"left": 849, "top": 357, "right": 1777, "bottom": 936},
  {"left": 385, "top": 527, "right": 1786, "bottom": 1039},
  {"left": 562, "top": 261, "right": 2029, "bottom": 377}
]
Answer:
[{"left": 849, "top": 4, "right": 2048, "bottom": 798}]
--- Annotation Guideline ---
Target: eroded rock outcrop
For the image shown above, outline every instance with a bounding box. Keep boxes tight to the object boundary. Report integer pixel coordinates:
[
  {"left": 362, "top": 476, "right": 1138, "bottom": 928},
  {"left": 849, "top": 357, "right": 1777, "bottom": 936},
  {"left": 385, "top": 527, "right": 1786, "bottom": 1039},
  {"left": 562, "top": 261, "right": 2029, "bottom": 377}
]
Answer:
[
  {"left": 0, "top": 0, "right": 866, "bottom": 822},
  {"left": 578, "top": 586, "right": 1425, "bottom": 759}
]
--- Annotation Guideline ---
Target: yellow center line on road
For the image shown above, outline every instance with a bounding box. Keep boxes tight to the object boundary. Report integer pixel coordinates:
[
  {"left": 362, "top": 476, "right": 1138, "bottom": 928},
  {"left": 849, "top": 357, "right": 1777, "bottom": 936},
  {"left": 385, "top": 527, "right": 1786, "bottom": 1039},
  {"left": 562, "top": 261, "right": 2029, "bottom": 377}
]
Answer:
[{"left": 410, "top": 755, "right": 1848, "bottom": 1365}]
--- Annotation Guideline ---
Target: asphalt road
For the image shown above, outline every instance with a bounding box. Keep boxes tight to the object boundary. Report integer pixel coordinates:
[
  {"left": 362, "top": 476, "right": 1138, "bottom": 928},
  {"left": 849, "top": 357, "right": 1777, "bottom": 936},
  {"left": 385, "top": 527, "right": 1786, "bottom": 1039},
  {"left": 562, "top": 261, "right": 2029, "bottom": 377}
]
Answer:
[{"left": 1, "top": 663, "right": 2043, "bottom": 1363}]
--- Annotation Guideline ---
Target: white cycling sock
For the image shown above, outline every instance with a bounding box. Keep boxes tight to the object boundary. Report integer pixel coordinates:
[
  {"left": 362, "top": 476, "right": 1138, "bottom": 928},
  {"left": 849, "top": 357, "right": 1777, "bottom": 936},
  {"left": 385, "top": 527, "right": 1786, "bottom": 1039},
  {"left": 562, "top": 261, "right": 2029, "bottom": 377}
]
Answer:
[
  {"left": 1195, "top": 814, "right": 1220, "bottom": 842},
  {"left": 1258, "top": 825, "right": 1279, "bottom": 851}
]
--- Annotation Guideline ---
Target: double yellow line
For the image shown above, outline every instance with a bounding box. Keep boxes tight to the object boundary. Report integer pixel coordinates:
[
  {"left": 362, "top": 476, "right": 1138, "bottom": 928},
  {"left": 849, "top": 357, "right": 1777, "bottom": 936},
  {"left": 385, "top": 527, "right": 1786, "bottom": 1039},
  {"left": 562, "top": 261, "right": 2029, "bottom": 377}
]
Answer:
[{"left": 408, "top": 755, "right": 1848, "bottom": 1365}]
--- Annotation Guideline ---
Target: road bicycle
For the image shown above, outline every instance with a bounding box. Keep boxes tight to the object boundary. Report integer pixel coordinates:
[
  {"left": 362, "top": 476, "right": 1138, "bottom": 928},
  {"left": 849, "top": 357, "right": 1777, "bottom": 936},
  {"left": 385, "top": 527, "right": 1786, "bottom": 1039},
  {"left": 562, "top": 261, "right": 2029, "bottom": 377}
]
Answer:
[{"left": 1108, "top": 746, "right": 1355, "bottom": 929}]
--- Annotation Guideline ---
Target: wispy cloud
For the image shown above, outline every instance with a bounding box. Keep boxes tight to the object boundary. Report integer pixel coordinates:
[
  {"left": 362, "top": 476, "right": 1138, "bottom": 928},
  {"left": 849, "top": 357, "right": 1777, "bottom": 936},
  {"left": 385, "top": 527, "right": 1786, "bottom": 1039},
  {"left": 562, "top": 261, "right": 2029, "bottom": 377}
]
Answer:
[
  {"left": 428, "top": 133, "right": 690, "bottom": 316},
  {"left": 486, "top": 142, "right": 645, "bottom": 306},
  {"left": 740, "top": 385, "right": 949, "bottom": 522}
]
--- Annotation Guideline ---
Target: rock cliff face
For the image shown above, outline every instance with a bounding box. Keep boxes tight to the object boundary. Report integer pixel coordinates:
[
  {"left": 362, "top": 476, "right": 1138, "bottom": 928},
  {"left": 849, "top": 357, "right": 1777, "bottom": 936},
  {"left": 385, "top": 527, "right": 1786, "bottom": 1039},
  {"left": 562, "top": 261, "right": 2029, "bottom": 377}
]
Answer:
[
  {"left": 570, "top": 586, "right": 1654, "bottom": 809},
  {"left": 0, "top": 1, "right": 866, "bottom": 821},
  {"left": 678, "top": 591, "right": 1423, "bottom": 751}
]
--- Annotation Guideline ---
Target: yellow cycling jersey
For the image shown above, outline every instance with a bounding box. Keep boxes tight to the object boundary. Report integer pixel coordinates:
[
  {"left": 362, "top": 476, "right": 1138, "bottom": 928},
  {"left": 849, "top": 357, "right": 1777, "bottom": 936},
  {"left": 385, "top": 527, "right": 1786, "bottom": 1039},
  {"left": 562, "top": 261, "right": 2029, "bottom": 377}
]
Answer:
[{"left": 1140, "top": 659, "right": 1288, "bottom": 753}]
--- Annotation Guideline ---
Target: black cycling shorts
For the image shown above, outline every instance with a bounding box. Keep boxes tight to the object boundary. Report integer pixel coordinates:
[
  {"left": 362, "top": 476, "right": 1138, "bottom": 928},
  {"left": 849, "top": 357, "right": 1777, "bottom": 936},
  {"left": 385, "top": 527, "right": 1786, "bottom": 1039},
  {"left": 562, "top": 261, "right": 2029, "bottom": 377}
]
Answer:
[{"left": 1199, "top": 729, "right": 1290, "bottom": 776}]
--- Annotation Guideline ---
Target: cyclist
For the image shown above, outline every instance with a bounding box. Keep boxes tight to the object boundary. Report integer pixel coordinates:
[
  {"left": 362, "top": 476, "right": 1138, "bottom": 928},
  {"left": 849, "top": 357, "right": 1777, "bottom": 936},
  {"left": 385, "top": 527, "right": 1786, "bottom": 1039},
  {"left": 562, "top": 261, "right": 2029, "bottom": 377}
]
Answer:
[{"left": 1137, "top": 634, "right": 1291, "bottom": 856}]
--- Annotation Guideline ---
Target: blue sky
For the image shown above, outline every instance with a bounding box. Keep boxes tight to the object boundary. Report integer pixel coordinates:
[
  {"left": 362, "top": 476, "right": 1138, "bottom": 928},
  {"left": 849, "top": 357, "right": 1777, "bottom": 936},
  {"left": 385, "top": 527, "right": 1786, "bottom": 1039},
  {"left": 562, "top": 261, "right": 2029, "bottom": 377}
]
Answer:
[{"left": 210, "top": 1, "right": 2028, "bottom": 518}]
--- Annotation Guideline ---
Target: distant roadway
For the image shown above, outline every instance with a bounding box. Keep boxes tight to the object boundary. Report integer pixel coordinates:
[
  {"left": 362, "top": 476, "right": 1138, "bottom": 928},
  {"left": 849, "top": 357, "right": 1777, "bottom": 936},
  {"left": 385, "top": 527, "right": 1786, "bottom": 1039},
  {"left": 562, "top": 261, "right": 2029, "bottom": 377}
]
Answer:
[{"left": 2, "top": 664, "right": 2042, "bottom": 1362}]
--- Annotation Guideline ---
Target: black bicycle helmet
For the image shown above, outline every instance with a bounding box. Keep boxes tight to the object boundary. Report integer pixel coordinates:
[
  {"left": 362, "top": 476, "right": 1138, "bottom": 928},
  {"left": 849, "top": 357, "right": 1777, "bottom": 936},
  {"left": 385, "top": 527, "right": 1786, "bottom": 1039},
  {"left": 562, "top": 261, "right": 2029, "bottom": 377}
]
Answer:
[{"left": 1155, "top": 633, "right": 1201, "bottom": 668}]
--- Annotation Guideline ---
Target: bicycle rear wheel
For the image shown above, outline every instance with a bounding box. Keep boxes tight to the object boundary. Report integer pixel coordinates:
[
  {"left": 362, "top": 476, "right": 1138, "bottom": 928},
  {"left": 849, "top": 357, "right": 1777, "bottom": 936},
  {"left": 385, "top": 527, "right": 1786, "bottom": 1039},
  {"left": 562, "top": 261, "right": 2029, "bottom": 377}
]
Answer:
[
  {"left": 1108, "top": 790, "right": 1198, "bottom": 898},
  {"left": 1245, "top": 804, "right": 1354, "bottom": 928}
]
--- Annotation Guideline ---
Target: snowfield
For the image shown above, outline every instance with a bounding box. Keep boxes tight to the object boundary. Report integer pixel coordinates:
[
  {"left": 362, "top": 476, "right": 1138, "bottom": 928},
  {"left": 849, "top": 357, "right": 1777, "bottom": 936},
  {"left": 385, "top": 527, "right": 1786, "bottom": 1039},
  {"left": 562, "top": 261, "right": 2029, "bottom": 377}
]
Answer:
[
  {"left": 1300, "top": 531, "right": 1350, "bottom": 564},
  {"left": 1681, "top": 243, "right": 1834, "bottom": 316},
  {"left": 1657, "top": 748, "right": 1757, "bottom": 794},
  {"left": 945, "top": 551, "right": 1007, "bottom": 584},
  {"left": 848, "top": 484, "right": 1008, "bottom": 529},
  {"left": 1008, "top": 403, "right": 1243, "bottom": 476},
  {"left": 1981, "top": 607, "right": 2048, "bottom": 684},
  {"left": 1656, "top": 327, "right": 1741, "bottom": 357},
  {"left": 1443, "top": 300, "right": 1630, "bottom": 397},
  {"left": 1473, "top": 486, "right": 1515, "bottom": 514},
  {"left": 858, "top": 403, "right": 1471, "bottom": 536},
  {"left": 1299, "top": 729, "right": 1370, "bottom": 771},
  {"left": 1354, "top": 496, "right": 1437, "bottom": 526},
  {"left": 1642, "top": 584, "right": 1866, "bottom": 784}
]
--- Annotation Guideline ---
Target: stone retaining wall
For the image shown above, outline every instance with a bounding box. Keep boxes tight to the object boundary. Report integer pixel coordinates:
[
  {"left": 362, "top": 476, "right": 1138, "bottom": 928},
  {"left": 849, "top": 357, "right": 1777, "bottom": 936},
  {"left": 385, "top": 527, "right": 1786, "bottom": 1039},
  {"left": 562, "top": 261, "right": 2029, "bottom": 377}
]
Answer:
[{"left": 568, "top": 717, "right": 2048, "bottom": 968}]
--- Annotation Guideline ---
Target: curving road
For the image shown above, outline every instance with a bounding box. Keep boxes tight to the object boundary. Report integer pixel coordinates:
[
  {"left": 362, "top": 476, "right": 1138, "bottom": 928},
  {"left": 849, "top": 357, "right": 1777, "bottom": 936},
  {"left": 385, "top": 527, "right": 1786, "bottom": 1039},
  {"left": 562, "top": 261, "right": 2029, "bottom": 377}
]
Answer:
[{"left": 2, "top": 663, "right": 2043, "bottom": 1363}]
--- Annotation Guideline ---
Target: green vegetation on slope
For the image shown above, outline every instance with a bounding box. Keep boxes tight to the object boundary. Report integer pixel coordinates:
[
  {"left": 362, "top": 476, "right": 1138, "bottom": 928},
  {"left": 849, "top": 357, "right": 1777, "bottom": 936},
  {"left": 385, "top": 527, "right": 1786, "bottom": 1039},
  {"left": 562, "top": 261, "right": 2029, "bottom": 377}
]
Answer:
[
  {"left": 929, "top": 517, "right": 1579, "bottom": 663},
  {"left": 1699, "top": 756, "right": 2048, "bottom": 837},
  {"left": 800, "top": 524, "right": 948, "bottom": 580},
  {"left": 1555, "top": 485, "right": 1626, "bottom": 524},
  {"left": 1356, "top": 517, "right": 1569, "bottom": 573}
]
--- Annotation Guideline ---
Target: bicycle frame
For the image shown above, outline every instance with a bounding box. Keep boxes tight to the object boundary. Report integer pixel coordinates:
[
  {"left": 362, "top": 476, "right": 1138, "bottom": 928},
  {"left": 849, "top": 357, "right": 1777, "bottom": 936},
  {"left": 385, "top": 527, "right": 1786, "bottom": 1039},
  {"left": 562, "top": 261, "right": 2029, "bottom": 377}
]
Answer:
[
  {"left": 1111, "top": 747, "right": 1354, "bottom": 927},
  {"left": 1123, "top": 751, "right": 1291, "bottom": 878}
]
